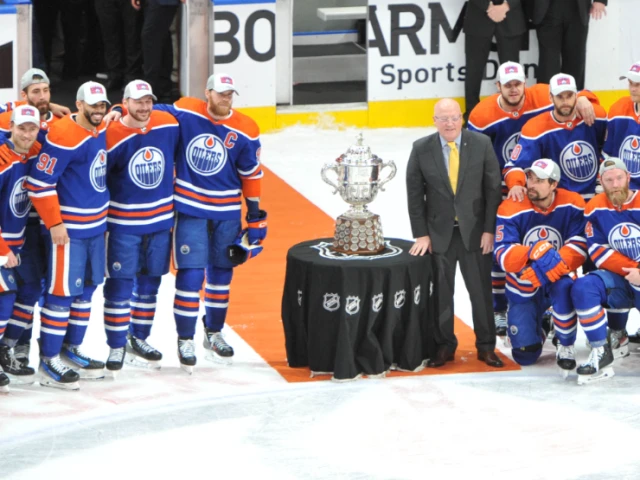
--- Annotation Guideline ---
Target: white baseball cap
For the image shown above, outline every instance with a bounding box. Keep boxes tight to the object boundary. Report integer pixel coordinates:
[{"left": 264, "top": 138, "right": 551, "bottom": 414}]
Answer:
[
  {"left": 619, "top": 61, "right": 640, "bottom": 83},
  {"left": 20, "top": 68, "right": 50, "bottom": 90},
  {"left": 525, "top": 159, "right": 561, "bottom": 182},
  {"left": 498, "top": 61, "right": 525, "bottom": 84},
  {"left": 599, "top": 157, "right": 628, "bottom": 176},
  {"left": 11, "top": 105, "right": 39, "bottom": 126},
  {"left": 76, "top": 81, "right": 110, "bottom": 106},
  {"left": 206, "top": 73, "right": 239, "bottom": 94},
  {"left": 549, "top": 73, "right": 577, "bottom": 96},
  {"left": 123, "top": 80, "right": 157, "bottom": 101}
]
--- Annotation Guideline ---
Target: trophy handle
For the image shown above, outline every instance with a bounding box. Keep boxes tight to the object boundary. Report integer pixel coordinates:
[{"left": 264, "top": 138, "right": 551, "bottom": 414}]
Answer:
[
  {"left": 321, "top": 163, "right": 341, "bottom": 194},
  {"left": 377, "top": 160, "right": 397, "bottom": 192}
]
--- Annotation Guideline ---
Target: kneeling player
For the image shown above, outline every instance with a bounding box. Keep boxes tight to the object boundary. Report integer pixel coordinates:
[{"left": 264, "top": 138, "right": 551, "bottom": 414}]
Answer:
[
  {"left": 494, "top": 159, "right": 587, "bottom": 370},
  {"left": 571, "top": 158, "right": 640, "bottom": 385}
]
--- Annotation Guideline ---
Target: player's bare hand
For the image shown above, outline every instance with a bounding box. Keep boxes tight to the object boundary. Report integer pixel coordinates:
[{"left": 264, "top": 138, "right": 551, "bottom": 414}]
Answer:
[
  {"left": 103, "top": 110, "right": 122, "bottom": 127},
  {"left": 622, "top": 267, "right": 640, "bottom": 286},
  {"left": 575, "top": 96, "right": 596, "bottom": 126},
  {"left": 50, "top": 224, "right": 69, "bottom": 245},
  {"left": 131, "top": 0, "right": 141, "bottom": 10},
  {"left": 409, "top": 236, "right": 432, "bottom": 256},
  {"left": 590, "top": 2, "right": 606, "bottom": 20},
  {"left": 50, "top": 103, "right": 71, "bottom": 118},
  {"left": 480, "top": 232, "right": 494, "bottom": 255},
  {"left": 4, "top": 251, "right": 19, "bottom": 268},
  {"left": 487, "top": 2, "right": 508, "bottom": 22},
  {"left": 507, "top": 185, "right": 527, "bottom": 202}
]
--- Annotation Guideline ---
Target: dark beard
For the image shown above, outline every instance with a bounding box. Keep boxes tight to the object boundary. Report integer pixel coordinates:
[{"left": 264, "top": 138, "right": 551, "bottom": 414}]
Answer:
[
  {"left": 501, "top": 93, "right": 523, "bottom": 107},
  {"left": 83, "top": 108, "right": 102, "bottom": 127}
]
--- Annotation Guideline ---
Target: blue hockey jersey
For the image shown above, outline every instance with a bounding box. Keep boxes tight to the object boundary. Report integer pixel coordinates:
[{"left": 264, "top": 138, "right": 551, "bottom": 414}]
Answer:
[
  {"left": 602, "top": 96, "right": 640, "bottom": 188},
  {"left": 106, "top": 111, "right": 179, "bottom": 235}
]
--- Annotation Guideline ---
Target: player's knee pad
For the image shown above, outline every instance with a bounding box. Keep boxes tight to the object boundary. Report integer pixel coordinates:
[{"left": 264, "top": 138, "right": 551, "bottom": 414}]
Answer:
[
  {"left": 176, "top": 268, "right": 205, "bottom": 292},
  {"left": 511, "top": 343, "right": 542, "bottom": 366},
  {"left": 104, "top": 278, "right": 135, "bottom": 303},
  {"left": 206, "top": 266, "right": 233, "bottom": 285},
  {"left": 16, "top": 281, "right": 43, "bottom": 306},
  {"left": 76, "top": 284, "right": 98, "bottom": 303},
  {"left": 45, "top": 294, "right": 74, "bottom": 309},
  {"left": 571, "top": 274, "right": 606, "bottom": 308},
  {"left": 136, "top": 275, "right": 162, "bottom": 296}
]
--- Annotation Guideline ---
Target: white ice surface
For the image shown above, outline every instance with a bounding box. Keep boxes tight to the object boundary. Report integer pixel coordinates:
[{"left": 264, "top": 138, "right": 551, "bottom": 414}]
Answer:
[{"left": 3, "top": 125, "right": 640, "bottom": 480}]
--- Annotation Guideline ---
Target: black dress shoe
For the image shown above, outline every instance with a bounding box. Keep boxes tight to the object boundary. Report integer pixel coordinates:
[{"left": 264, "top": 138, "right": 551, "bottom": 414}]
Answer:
[
  {"left": 427, "top": 348, "right": 455, "bottom": 368},
  {"left": 477, "top": 350, "right": 504, "bottom": 368}
]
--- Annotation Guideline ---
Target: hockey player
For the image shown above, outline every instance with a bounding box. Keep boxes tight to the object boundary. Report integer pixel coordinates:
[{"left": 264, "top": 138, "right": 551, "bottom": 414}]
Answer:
[
  {"left": 504, "top": 73, "right": 607, "bottom": 202},
  {"left": 0, "top": 106, "right": 41, "bottom": 392},
  {"left": 494, "top": 159, "right": 587, "bottom": 370},
  {"left": 26, "top": 82, "right": 111, "bottom": 390},
  {"left": 571, "top": 158, "right": 640, "bottom": 384},
  {"left": 154, "top": 73, "right": 265, "bottom": 372},
  {"left": 469, "top": 62, "right": 597, "bottom": 337},
  {"left": 103, "top": 80, "right": 179, "bottom": 373},
  {"left": 0, "top": 68, "right": 70, "bottom": 120}
]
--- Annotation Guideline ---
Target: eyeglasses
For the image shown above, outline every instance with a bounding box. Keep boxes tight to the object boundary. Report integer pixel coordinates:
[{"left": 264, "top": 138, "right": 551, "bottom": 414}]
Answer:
[{"left": 434, "top": 115, "right": 462, "bottom": 123}]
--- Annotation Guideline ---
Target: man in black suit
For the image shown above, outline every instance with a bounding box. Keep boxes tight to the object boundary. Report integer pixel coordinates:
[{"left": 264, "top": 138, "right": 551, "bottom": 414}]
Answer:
[
  {"left": 526, "top": 0, "right": 607, "bottom": 90},
  {"left": 406, "top": 99, "right": 504, "bottom": 368},
  {"left": 463, "top": 0, "right": 527, "bottom": 123}
]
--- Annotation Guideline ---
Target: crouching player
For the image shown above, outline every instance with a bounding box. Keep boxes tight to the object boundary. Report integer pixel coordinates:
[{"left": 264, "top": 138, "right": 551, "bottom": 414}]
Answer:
[
  {"left": 494, "top": 159, "right": 587, "bottom": 372},
  {"left": 571, "top": 158, "right": 640, "bottom": 384}
]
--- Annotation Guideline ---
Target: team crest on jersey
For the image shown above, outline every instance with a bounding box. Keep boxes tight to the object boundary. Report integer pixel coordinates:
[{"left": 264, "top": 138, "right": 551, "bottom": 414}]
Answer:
[
  {"left": 394, "top": 290, "right": 406, "bottom": 308},
  {"left": 345, "top": 295, "right": 360, "bottom": 315},
  {"left": 129, "top": 147, "right": 165, "bottom": 189},
  {"left": 310, "top": 241, "right": 402, "bottom": 260},
  {"left": 523, "top": 226, "right": 563, "bottom": 250},
  {"left": 618, "top": 136, "right": 640, "bottom": 178},
  {"left": 112, "top": 262, "right": 121, "bottom": 272},
  {"left": 90, "top": 150, "right": 108, "bottom": 192},
  {"left": 323, "top": 293, "right": 340, "bottom": 312},
  {"left": 185, "top": 134, "right": 227, "bottom": 176},
  {"left": 372, "top": 293, "right": 383, "bottom": 312},
  {"left": 559, "top": 141, "right": 597, "bottom": 182},
  {"left": 502, "top": 132, "right": 521, "bottom": 164},
  {"left": 608, "top": 223, "right": 640, "bottom": 261},
  {"left": 10, "top": 176, "right": 31, "bottom": 218}
]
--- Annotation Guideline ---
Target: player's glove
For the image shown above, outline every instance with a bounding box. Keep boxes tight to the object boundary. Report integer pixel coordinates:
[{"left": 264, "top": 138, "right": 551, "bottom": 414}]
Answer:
[
  {"left": 226, "top": 229, "right": 264, "bottom": 266},
  {"left": 521, "top": 241, "right": 570, "bottom": 287},
  {"left": 246, "top": 210, "right": 267, "bottom": 245}
]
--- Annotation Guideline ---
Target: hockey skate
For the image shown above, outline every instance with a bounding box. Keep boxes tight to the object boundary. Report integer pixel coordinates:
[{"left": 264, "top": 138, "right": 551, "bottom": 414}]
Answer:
[
  {"left": 494, "top": 311, "right": 507, "bottom": 337},
  {"left": 61, "top": 344, "right": 105, "bottom": 380},
  {"left": 0, "top": 344, "right": 36, "bottom": 385},
  {"left": 203, "top": 327, "right": 234, "bottom": 365},
  {"left": 628, "top": 327, "right": 640, "bottom": 344},
  {"left": 125, "top": 335, "right": 162, "bottom": 370},
  {"left": 14, "top": 343, "right": 30, "bottom": 369},
  {"left": 39, "top": 356, "right": 80, "bottom": 390},
  {"left": 177, "top": 338, "right": 196, "bottom": 374},
  {"left": 555, "top": 344, "right": 576, "bottom": 379},
  {"left": 608, "top": 329, "right": 630, "bottom": 360},
  {"left": 0, "top": 366, "right": 9, "bottom": 393},
  {"left": 542, "top": 308, "right": 558, "bottom": 347},
  {"left": 576, "top": 344, "right": 615, "bottom": 385},
  {"left": 106, "top": 347, "right": 125, "bottom": 378}
]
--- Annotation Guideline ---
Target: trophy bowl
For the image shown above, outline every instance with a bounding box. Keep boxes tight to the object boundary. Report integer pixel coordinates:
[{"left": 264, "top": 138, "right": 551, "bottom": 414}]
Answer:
[{"left": 321, "top": 133, "right": 397, "bottom": 254}]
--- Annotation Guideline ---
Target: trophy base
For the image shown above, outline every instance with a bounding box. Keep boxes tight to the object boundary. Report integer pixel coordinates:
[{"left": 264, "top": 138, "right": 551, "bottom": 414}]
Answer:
[{"left": 332, "top": 213, "right": 385, "bottom": 255}]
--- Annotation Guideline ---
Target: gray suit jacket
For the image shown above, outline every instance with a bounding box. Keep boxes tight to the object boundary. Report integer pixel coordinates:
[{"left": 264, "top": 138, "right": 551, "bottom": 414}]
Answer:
[{"left": 406, "top": 130, "right": 502, "bottom": 254}]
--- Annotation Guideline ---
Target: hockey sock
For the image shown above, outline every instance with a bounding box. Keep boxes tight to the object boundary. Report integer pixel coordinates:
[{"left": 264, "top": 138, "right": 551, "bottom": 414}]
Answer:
[
  {"left": 204, "top": 267, "right": 233, "bottom": 332},
  {"left": 64, "top": 285, "right": 97, "bottom": 347},
  {"left": 549, "top": 276, "right": 577, "bottom": 346},
  {"left": 130, "top": 275, "right": 161, "bottom": 340},
  {"left": 104, "top": 278, "right": 134, "bottom": 349},
  {"left": 174, "top": 268, "right": 204, "bottom": 338},
  {"left": 2, "top": 281, "right": 42, "bottom": 347},
  {"left": 572, "top": 275, "right": 608, "bottom": 347},
  {"left": 0, "top": 292, "right": 17, "bottom": 341},
  {"left": 40, "top": 294, "right": 73, "bottom": 358},
  {"left": 492, "top": 264, "right": 507, "bottom": 312}
]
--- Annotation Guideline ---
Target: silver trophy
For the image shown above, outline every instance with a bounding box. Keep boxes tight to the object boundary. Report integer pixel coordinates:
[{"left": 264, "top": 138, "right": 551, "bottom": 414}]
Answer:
[{"left": 321, "top": 133, "right": 397, "bottom": 254}]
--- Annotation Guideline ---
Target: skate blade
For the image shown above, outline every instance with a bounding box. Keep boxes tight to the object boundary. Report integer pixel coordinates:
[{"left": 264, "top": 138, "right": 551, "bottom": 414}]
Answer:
[
  {"left": 577, "top": 366, "right": 615, "bottom": 385},
  {"left": 39, "top": 376, "right": 80, "bottom": 391},
  {"left": 5, "top": 373, "right": 36, "bottom": 386},
  {"left": 557, "top": 368, "right": 571, "bottom": 380},
  {"left": 0, "top": 384, "right": 9, "bottom": 393},
  {"left": 613, "top": 346, "right": 630, "bottom": 361},
  {"left": 125, "top": 354, "right": 161, "bottom": 370},
  {"left": 205, "top": 350, "right": 233, "bottom": 366},
  {"left": 61, "top": 358, "right": 105, "bottom": 380},
  {"left": 180, "top": 363, "right": 194, "bottom": 375},
  {"left": 107, "top": 369, "right": 121, "bottom": 379},
  {"left": 498, "top": 335, "right": 511, "bottom": 349}
]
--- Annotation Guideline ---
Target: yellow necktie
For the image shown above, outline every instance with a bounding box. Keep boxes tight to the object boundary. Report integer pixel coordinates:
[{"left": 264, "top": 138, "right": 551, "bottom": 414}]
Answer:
[{"left": 448, "top": 141, "right": 459, "bottom": 194}]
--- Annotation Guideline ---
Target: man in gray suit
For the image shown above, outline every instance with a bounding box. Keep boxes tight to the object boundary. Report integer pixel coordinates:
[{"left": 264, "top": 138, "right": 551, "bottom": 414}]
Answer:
[{"left": 406, "top": 99, "right": 504, "bottom": 368}]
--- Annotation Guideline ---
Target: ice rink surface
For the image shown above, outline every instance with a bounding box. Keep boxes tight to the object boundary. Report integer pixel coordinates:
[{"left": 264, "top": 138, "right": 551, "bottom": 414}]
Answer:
[{"left": 3, "top": 125, "right": 640, "bottom": 480}]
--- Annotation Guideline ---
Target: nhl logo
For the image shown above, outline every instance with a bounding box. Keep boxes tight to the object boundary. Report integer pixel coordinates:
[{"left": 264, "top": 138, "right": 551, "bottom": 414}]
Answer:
[
  {"left": 90, "top": 150, "right": 108, "bottom": 192},
  {"left": 129, "top": 147, "right": 165, "bottom": 189},
  {"left": 559, "top": 141, "right": 597, "bottom": 182},
  {"left": 510, "top": 325, "right": 518, "bottom": 336},
  {"left": 345, "top": 295, "right": 360, "bottom": 315},
  {"left": 180, "top": 245, "right": 190, "bottom": 255},
  {"left": 112, "top": 262, "right": 121, "bottom": 272},
  {"left": 371, "top": 293, "right": 383, "bottom": 312},
  {"left": 297, "top": 289, "right": 302, "bottom": 306},
  {"left": 185, "top": 134, "right": 227, "bottom": 176},
  {"left": 394, "top": 290, "right": 406, "bottom": 308},
  {"left": 7, "top": 275, "right": 15, "bottom": 284},
  {"left": 323, "top": 293, "right": 340, "bottom": 312},
  {"left": 75, "top": 278, "right": 82, "bottom": 287},
  {"left": 414, "top": 285, "right": 421, "bottom": 305}
]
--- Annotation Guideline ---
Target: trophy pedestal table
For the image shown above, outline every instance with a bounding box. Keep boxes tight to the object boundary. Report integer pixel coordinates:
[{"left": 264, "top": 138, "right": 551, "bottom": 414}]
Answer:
[{"left": 281, "top": 238, "right": 435, "bottom": 381}]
